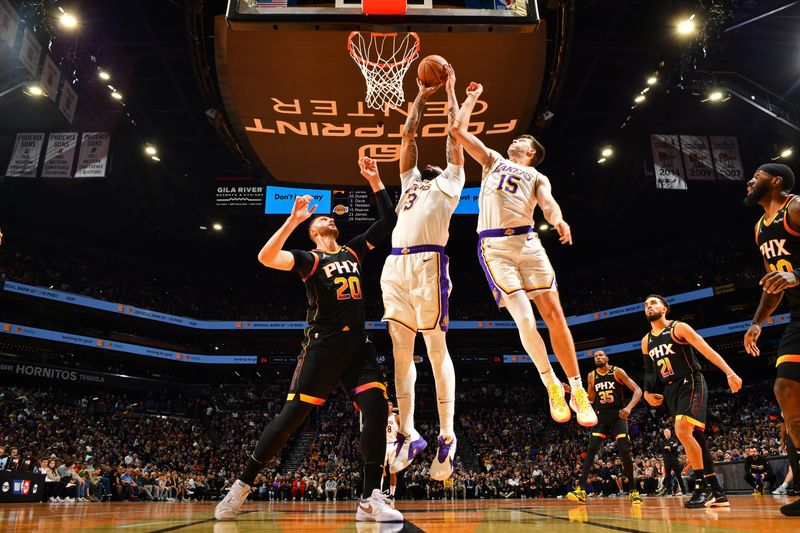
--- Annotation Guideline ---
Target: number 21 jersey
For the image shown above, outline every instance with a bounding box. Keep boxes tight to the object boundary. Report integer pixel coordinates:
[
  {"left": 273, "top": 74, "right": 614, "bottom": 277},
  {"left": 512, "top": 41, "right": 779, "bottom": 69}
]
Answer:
[{"left": 478, "top": 156, "right": 542, "bottom": 232}]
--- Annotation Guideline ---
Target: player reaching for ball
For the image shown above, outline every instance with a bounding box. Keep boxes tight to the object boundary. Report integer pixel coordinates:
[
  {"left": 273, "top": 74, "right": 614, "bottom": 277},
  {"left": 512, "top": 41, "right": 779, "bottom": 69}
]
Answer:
[
  {"left": 450, "top": 81, "right": 597, "bottom": 427},
  {"left": 381, "top": 63, "right": 464, "bottom": 480}
]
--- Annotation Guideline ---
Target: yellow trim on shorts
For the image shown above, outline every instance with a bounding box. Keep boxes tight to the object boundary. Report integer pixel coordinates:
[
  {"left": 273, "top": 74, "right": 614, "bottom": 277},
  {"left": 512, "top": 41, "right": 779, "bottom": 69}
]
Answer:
[
  {"left": 286, "top": 393, "right": 326, "bottom": 405},
  {"left": 675, "top": 414, "right": 705, "bottom": 430},
  {"left": 615, "top": 434, "right": 628, "bottom": 440},
  {"left": 384, "top": 316, "right": 418, "bottom": 333},
  {"left": 592, "top": 432, "right": 607, "bottom": 438},
  {"left": 777, "top": 354, "right": 800, "bottom": 366}
]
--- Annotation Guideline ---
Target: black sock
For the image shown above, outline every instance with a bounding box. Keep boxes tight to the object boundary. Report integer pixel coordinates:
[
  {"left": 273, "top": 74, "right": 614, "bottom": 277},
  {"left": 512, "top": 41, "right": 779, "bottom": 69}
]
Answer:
[
  {"left": 579, "top": 437, "right": 603, "bottom": 488},
  {"left": 704, "top": 473, "right": 721, "bottom": 490},
  {"left": 693, "top": 469, "right": 705, "bottom": 489},
  {"left": 240, "top": 455, "right": 263, "bottom": 486},
  {"left": 362, "top": 463, "right": 384, "bottom": 499},
  {"left": 356, "top": 389, "right": 389, "bottom": 499}
]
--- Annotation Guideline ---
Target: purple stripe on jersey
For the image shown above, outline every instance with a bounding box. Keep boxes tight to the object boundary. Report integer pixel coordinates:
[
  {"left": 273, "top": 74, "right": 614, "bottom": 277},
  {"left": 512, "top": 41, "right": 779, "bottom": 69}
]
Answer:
[
  {"left": 390, "top": 245, "right": 447, "bottom": 256},
  {"left": 477, "top": 238, "right": 502, "bottom": 305},
  {"left": 438, "top": 254, "right": 450, "bottom": 332},
  {"left": 477, "top": 225, "right": 533, "bottom": 239}
]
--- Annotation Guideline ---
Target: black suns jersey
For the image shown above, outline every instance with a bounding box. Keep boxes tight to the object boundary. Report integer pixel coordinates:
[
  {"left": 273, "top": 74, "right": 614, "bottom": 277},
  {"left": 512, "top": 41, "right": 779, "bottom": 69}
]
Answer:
[
  {"left": 592, "top": 366, "right": 625, "bottom": 411},
  {"left": 644, "top": 321, "right": 702, "bottom": 385},
  {"left": 756, "top": 194, "right": 800, "bottom": 313},
  {"left": 291, "top": 236, "right": 370, "bottom": 330}
]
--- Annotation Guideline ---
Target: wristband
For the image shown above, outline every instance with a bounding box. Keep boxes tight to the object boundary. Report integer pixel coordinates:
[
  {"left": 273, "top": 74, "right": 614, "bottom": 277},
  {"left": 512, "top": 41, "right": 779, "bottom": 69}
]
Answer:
[{"left": 750, "top": 322, "right": 761, "bottom": 328}]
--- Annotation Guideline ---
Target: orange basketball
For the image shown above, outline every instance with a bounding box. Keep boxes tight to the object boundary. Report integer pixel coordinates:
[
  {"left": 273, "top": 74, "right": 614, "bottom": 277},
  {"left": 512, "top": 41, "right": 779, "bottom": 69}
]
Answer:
[{"left": 417, "top": 55, "right": 449, "bottom": 87}]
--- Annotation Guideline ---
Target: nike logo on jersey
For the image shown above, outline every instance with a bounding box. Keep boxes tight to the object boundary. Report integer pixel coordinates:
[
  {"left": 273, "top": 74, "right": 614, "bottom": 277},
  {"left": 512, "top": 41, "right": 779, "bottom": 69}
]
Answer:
[{"left": 423, "top": 257, "right": 432, "bottom": 262}]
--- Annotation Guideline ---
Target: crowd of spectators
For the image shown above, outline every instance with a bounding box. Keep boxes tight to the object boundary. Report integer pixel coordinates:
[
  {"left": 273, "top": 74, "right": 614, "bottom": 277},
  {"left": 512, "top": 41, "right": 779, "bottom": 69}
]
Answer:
[{"left": 0, "top": 377, "right": 791, "bottom": 504}]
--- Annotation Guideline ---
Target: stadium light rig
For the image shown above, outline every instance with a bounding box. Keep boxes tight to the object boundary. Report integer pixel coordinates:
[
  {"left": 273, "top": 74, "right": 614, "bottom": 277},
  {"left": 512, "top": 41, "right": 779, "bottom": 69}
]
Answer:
[
  {"left": 23, "top": 85, "right": 45, "bottom": 97},
  {"left": 677, "top": 15, "right": 696, "bottom": 35},
  {"left": 634, "top": 94, "right": 646, "bottom": 104},
  {"left": 601, "top": 147, "right": 614, "bottom": 158},
  {"left": 98, "top": 70, "right": 111, "bottom": 81},
  {"left": 773, "top": 148, "right": 794, "bottom": 161},
  {"left": 212, "top": 223, "right": 223, "bottom": 231},
  {"left": 702, "top": 90, "right": 729, "bottom": 103},
  {"left": 58, "top": 9, "right": 78, "bottom": 29},
  {"left": 145, "top": 145, "right": 157, "bottom": 156},
  {"left": 646, "top": 76, "right": 658, "bottom": 85}
]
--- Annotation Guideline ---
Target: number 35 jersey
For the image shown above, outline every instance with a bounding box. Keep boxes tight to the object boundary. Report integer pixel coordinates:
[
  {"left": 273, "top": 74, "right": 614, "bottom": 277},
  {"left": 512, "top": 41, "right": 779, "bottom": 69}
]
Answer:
[
  {"left": 755, "top": 194, "right": 800, "bottom": 314},
  {"left": 478, "top": 156, "right": 542, "bottom": 232},
  {"left": 392, "top": 164, "right": 465, "bottom": 248},
  {"left": 592, "top": 366, "right": 625, "bottom": 412},
  {"left": 644, "top": 321, "right": 702, "bottom": 385},
  {"left": 291, "top": 237, "right": 370, "bottom": 330}
]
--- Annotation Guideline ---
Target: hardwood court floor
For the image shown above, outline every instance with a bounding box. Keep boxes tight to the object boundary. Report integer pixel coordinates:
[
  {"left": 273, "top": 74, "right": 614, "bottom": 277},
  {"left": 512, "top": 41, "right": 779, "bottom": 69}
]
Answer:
[{"left": 1, "top": 495, "right": 797, "bottom": 532}]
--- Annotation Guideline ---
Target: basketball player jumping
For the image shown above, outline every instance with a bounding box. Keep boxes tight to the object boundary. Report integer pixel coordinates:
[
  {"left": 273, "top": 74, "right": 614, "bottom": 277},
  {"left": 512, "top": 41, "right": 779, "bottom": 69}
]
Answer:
[
  {"left": 215, "top": 157, "right": 402, "bottom": 523},
  {"left": 567, "top": 350, "right": 643, "bottom": 505},
  {"left": 742, "top": 162, "right": 800, "bottom": 516},
  {"left": 642, "top": 294, "right": 742, "bottom": 508},
  {"left": 382, "top": 67, "right": 464, "bottom": 479},
  {"left": 450, "top": 81, "right": 596, "bottom": 427}
]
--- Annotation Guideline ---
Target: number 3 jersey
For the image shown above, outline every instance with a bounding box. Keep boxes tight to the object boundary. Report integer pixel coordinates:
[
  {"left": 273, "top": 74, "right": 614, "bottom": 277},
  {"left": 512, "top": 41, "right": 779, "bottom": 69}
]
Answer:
[
  {"left": 644, "top": 321, "right": 702, "bottom": 385},
  {"left": 478, "top": 156, "right": 542, "bottom": 232},
  {"left": 291, "top": 236, "right": 370, "bottom": 330},
  {"left": 755, "top": 194, "right": 800, "bottom": 314}
]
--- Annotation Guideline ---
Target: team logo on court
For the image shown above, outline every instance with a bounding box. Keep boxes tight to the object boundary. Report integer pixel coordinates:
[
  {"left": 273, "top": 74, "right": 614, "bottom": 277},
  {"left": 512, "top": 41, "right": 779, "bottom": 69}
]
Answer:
[{"left": 333, "top": 204, "right": 349, "bottom": 215}]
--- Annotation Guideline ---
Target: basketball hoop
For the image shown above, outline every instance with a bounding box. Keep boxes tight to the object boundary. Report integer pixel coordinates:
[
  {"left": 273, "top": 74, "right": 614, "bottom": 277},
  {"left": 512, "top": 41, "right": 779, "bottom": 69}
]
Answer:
[{"left": 347, "top": 31, "right": 420, "bottom": 111}]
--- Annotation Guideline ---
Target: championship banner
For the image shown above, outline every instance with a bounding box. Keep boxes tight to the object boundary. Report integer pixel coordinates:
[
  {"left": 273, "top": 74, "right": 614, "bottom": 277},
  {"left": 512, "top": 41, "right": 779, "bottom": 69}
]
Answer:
[
  {"left": 18, "top": 28, "right": 41, "bottom": 77},
  {"left": 74, "top": 132, "right": 110, "bottom": 177},
  {"left": 651, "top": 134, "right": 687, "bottom": 189},
  {"left": 710, "top": 136, "right": 745, "bottom": 181},
  {"left": 58, "top": 81, "right": 78, "bottom": 123},
  {"left": 5, "top": 132, "right": 44, "bottom": 177},
  {"left": 679, "top": 135, "right": 715, "bottom": 181},
  {"left": 40, "top": 54, "right": 61, "bottom": 103},
  {"left": 0, "top": 0, "right": 19, "bottom": 49},
  {"left": 41, "top": 132, "right": 78, "bottom": 177}
]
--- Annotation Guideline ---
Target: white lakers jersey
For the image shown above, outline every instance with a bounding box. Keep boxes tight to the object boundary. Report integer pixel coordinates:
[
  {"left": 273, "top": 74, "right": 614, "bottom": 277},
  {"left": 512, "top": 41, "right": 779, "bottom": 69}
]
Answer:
[
  {"left": 392, "top": 164, "right": 465, "bottom": 248},
  {"left": 477, "top": 156, "right": 541, "bottom": 232},
  {"left": 387, "top": 413, "right": 399, "bottom": 444}
]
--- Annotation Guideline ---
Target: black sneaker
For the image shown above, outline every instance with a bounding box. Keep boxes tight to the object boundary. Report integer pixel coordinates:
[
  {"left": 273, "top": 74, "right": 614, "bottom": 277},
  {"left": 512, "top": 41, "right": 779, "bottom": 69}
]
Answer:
[
  {"left": 781, "top": 499, "right": 800, "bottom": 516},
  {"left": 705, "top": 489, "right": 729, "bottom": 507},
  {"left": 684, "top": 486, "right": 711, "bottom": 509}
]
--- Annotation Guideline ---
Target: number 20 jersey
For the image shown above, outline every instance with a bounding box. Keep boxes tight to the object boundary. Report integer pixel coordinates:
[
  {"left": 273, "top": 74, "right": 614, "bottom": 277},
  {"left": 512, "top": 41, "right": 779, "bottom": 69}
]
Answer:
[
  {"left": 478, "top": 156, "right": 542, "bottom": 232},
  {"left": 755, "top": 194, "right": 800, "bottom": 314}
]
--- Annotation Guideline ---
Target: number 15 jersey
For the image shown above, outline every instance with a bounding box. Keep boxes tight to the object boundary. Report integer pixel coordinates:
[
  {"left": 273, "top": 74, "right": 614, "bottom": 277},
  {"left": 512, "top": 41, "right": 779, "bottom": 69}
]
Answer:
[{"left": 478, "top": 156, "right": 542, "bottom": 232}]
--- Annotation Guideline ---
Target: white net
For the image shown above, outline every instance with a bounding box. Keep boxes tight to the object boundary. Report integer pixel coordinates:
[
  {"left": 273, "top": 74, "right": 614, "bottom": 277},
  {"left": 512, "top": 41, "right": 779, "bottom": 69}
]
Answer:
[{"left": 347, "top": 32, "right": 420, "bottom": 111}]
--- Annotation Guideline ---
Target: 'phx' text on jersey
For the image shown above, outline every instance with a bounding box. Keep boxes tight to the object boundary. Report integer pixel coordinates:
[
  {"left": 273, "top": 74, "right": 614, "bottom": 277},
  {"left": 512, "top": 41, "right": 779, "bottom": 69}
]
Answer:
[
  {"left": 755, "top": 194, "right": 800, "bottom": 314},
  {"left": 592, "top": 366, "right": 625, "bottom": 411},
  {"left": 291, "top": 237, "right": 370, "bottom": 330},
  {"left": 645, "top": 321, "right": 702, "bottom": 384}
]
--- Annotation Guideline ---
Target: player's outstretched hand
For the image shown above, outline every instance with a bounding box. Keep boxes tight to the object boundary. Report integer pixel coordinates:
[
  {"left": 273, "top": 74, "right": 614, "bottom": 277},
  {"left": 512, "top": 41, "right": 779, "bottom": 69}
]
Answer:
[
  {"left": 416, "top": 77, "right": 442, "bottom": 99},
  {"left": 444, "top": 64, "right": 456, "bottom": 93},
  {"left": 760, "top": 271, "right": 800, "bottom": 294},
  {"left": 554, "top": 220, "right": 573, "bottom": 245},
  {"left": 643, "top": 392, "right": 663, "bottom": 407},
  {"left": 359, "top": 156, "right": 381, "bottom": 183},
  {"left": 727, "top": 373, "right": 743, "bottom": 393},
  {"left": 744, "top": 324, "right": 761, "bottom": 357},
  {"left": 289, "top": 195, "right": 317, "bottom": 223},
  {"left": 465, "top": 82, "right": 483, "bottom": 98}
]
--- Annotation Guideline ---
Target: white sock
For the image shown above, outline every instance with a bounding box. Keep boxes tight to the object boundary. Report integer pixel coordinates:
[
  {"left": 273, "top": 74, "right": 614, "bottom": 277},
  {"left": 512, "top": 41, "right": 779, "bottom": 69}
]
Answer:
[
  {"left": 538, "top": 367, "right": 559, "bottom": 387},
  {"left": 390, "top": 323, "right": 417, "bottom": 436},
  {"left": 423, "top": 330, "right": 456, "bottom": 438},
  {"left": 568, "top": 375, "right": 584, "bottom": 392}
]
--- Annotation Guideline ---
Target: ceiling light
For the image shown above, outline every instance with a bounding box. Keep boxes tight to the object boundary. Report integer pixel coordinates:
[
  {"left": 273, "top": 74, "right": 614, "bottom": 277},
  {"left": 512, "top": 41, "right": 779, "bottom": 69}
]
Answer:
[
  {"left": 705, "top": 90, "right": 727, "bottom": 103},
  {"left": 212, "top": 223, "right": 223, "bottom": 231},
  {"left": 597, "top": 157, "right": 607, "bottom": 164},
  {"left": 98, "top": 70, "right": 110, "bottom": 81},
  {"left": 199, "top": 226, "right": 208, "bottom": 230},
  {"left": 539, "top": 224, "right": 549, "bottom": 231},
  {"left": 634, "top": 94, "right": 646, "bottom": 103},
  {"left": 59, "top": 13, "right": 78, "bottom": 29},
  {"left": 781, "top": 148, "right": 793, "bottom": 159},
  {"left": 24, "top": 85, "right": 44, "bottom": 97},
  {"left": 646, "top": 76, "right": 657, "bottom": 85},
  {"left": 145, "top": 145, "right": 157, "bottom": 156},
  {"left": 677, "top": 15, "right": 696, "bottom": 35},
  {"left": 601, "top": 147, "right": 613, "bottom": 157},
  {"left": 150, "top": 156, "right": 160, "bottom": 162},
  {"left": 111, "top": 91, "right": 122, "bottom": 100}
]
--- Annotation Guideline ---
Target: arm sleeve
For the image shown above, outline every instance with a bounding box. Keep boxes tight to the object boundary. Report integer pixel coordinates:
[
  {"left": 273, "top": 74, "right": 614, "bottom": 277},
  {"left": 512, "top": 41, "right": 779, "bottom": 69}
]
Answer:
[
  {"left": 349, "top": 188, "right": 397, "bottom": 255},
  {"left": 435, "top": 163, "right": 466, "bottom": 198},
  {"left": 289, "top": 250, "right": 316, "bottom": 279}
]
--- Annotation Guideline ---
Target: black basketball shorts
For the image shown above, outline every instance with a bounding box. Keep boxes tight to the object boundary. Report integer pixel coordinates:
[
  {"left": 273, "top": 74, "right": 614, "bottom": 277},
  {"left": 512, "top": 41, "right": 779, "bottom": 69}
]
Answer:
[
  {"left": 591, "top": 411, "right": 628, "bottom": 440},
  {"left": 664, "top": 372, "right": 707, "bottom": 430},
  {"left": 776, "top": 321, "right": 800, "bottom": 382}
]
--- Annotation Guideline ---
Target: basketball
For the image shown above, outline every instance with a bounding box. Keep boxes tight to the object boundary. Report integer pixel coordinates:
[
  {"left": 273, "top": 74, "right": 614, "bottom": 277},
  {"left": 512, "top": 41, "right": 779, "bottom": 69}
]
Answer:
[{"left": 417, "top": 55, "right": 449, "bottom": 87}]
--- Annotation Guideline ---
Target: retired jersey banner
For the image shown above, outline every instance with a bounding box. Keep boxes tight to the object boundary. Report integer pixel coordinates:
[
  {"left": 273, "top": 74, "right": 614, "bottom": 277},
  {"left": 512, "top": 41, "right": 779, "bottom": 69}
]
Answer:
[
  {"left": 5, "top": 132, "right": 44, "bottom": 177},
  {"left": 679, "top": 135, "right": 715, "bottom": 181},
  {"left": 41, "top": 132, "right": 78, "bottom": 177},
  {"left": 18, "top": 28, "right": 41, "bottom": 77},
  {"left": 58, "top": 81, "right": 78, "bottom": 124},
  {"left": 710, "top": 136, "right": 745, "bottom": 181},
  {"left": 74, "top": 132, "right": 110, "bottom": 177},
  {"left": 40, "top": 55, "right": 61, "bottom": 103},
  {"left": 651, "top": 134, "right": 687, "bottom": 190},
  {"left": 0, "top": 0, "right": 19, "bottom": 48}
]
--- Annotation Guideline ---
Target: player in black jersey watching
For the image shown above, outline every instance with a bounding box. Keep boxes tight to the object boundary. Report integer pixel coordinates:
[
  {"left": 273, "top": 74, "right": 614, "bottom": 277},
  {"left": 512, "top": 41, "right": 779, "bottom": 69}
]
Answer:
[
  {"left": 215, "top": 156, "right": 402, "bottom": 524},
  {"left": 567, "top": 350, "right": 642, "bottom": 505},
  {"left": 642, "top": 295, "right": 742, "bottom": 509},
  {"left": 743, "top": 162, "right": 800, "bottom": 516}
]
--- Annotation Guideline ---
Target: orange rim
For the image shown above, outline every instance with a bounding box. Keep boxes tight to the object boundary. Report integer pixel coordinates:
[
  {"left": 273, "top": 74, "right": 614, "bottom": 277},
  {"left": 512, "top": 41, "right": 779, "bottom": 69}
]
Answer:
[{"left": 347, "top": 31, "right": 420, "bottom": 69}]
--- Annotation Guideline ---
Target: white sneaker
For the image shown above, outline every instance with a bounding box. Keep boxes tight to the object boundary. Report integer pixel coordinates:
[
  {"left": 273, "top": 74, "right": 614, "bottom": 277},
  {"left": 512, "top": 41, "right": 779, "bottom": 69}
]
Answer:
[
  {"left": 356, "top": 489, "right": 404, "bottom": 522},
  {"left": 430, "top": 435, "right": 457, "bottom": 481},
  {"left": 214, "top": 480, "right": 252, "bottom": 521},
  {"left": 48, "top": 497, "right": 57, "bottom": 503},
  {"left": 569, "top": 387, "right": 598, "bottom": 427},
  {"left": 390, "top": 431, "right": 427, "bottom": 474},
  {"left": 773, "top": 486, "right": 788, "bottom": 495}
]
